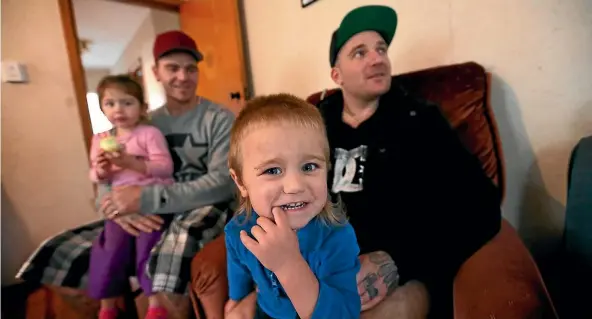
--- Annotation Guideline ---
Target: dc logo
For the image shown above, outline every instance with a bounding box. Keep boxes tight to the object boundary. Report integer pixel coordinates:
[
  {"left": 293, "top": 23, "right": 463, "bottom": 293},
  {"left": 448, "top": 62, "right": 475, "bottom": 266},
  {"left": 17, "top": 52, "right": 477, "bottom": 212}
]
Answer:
[{"left": 331, "top": 145, "right": 367, "bottom": 193}]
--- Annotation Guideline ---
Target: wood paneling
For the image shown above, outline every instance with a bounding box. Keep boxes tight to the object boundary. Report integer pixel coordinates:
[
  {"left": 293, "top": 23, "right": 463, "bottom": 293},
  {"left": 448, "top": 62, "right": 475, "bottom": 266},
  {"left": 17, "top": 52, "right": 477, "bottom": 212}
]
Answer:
[{"left": 180, "top": 0, "right": 248, "bottom": 114}]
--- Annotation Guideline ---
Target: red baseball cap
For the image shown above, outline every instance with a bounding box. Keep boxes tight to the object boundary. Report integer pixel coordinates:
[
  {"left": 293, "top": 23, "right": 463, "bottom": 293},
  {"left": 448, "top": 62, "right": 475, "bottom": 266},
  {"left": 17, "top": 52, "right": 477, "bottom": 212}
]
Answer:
[{"left": 153, "top": 30, "right": 203, "bottom": 62}]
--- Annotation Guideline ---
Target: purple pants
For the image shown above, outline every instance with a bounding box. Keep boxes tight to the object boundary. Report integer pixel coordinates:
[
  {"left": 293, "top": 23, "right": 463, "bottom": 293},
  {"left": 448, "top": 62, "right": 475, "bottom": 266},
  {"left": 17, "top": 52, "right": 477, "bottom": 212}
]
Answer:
[{"left": 88, "top": 218, "right": 170, "bottom": 299}]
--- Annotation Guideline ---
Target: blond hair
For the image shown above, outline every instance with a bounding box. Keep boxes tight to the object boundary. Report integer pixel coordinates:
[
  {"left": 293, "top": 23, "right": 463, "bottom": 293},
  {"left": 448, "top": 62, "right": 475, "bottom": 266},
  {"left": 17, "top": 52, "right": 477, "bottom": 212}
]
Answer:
[{"left": 229, "top": 93, "right": 345, "bottom": 225}]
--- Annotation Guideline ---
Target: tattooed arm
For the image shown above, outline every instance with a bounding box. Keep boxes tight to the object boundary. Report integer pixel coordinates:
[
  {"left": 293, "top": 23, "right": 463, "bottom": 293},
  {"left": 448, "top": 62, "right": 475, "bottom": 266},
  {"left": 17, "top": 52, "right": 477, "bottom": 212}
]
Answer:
[{"left": 357, "top": 251, "right": 400, "bottom": 311}]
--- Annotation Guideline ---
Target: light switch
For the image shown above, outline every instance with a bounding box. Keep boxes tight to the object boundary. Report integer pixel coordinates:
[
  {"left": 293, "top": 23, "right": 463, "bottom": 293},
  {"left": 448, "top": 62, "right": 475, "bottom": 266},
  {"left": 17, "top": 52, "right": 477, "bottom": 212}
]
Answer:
[{"left": 1, "top": 61, "right": 29, "bottom": 83}]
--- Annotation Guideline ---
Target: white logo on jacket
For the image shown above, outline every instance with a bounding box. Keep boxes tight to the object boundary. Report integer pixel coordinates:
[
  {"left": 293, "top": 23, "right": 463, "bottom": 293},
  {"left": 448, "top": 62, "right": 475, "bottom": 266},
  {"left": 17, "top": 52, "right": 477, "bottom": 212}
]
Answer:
[{"left": 331, "top": 145, "right": 368, "bottom": 193}]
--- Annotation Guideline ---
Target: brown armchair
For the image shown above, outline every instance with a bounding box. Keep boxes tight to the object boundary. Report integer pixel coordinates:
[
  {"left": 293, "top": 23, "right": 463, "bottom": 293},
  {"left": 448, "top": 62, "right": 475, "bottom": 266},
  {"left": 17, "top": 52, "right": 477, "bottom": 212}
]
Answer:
[{"left": 190, "top": 62, "right": 558, "bottom": 319}]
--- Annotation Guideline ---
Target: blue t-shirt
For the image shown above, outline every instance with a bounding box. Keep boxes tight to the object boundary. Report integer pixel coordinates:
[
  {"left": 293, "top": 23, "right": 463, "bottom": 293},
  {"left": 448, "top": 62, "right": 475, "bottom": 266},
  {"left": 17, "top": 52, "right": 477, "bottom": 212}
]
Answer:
[{"left": 225, "top": 211, "right": 361, "bottom": 319}]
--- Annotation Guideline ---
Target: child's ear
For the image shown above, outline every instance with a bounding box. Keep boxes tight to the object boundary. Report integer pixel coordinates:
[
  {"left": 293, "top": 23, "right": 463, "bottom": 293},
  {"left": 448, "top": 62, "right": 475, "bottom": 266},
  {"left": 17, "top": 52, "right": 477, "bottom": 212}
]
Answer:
[{"left": 229, "top": 169, "right": 248, "bottom": 197}]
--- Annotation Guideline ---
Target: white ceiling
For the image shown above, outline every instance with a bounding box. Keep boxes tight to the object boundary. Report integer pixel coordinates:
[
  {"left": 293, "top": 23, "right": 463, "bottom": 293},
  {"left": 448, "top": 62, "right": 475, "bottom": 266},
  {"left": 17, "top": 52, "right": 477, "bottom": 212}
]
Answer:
[{"left": 73, "top": 0, "right": 150, "bottom": 69}]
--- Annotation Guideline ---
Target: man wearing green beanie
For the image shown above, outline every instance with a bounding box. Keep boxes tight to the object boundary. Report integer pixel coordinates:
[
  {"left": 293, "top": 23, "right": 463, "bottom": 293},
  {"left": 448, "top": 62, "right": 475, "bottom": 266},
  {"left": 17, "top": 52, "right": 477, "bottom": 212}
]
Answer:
[
  {"left": 320, "top": 4, "right": 501, "bottom": 319},
  {"left": 222, "top": 5, "right": 501, "bottom": 319}
]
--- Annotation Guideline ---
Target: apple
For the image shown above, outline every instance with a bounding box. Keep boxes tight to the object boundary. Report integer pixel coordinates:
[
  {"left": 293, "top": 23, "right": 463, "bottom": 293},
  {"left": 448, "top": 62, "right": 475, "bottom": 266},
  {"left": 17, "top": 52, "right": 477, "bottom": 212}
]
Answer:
[{"left": 99, "top": 136, "right": 121, "bottom": 152}]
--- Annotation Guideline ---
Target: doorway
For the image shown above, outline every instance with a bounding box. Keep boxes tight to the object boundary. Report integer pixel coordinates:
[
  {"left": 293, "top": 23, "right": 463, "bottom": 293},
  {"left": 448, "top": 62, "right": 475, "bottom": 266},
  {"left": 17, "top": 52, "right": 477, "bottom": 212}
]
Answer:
[
  {"left": 59, "top": 0, "right": 251, "bottom": 152},
  {"left": 73, "top": 0, "right": 180, "bottom": 134}
]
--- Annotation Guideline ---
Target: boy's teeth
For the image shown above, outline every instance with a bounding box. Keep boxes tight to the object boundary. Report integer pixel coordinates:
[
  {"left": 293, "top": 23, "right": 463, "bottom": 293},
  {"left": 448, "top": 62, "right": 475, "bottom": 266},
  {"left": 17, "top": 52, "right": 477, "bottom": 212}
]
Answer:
[{"left": 281, "top": 202, "right": 305, "bottom": 210}]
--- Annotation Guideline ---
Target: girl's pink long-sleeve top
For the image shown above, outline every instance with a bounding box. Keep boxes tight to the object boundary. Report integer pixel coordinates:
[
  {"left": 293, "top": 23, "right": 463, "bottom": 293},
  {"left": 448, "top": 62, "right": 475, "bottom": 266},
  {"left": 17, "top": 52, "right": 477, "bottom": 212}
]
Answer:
[{"left": 89, "top": 125, "right": 174, "bottom": 187}]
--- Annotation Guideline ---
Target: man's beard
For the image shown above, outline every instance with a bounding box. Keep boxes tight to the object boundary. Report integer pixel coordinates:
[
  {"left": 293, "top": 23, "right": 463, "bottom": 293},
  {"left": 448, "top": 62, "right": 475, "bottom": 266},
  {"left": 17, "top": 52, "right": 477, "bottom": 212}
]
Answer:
[
  {"left": 166, "top": 85, "right": 196, "bottom": 104},
  {"left": 168, "top": 93, "right": 194, "bottom": 104}
]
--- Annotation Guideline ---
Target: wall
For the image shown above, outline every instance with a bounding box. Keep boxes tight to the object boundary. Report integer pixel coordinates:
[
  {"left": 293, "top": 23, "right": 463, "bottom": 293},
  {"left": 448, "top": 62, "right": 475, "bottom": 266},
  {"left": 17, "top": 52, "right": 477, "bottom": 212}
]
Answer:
[
  {"left": 110, "top": 9, "right": 180, "bottom": 110},
  {"left": 150, "top": 9, "right": 180, "bottom": 37},
  {"left": 111, "top": 11, "right": 155, "bottom": 75},
  {"left": 243, "top": 0, "right": 592, "bottom": 255},
  {"left": 84, "top": 67, "right": 110, "bottom": 92},
  {"left": 1, "top": 0, "right": 97, "bottom": 285}
]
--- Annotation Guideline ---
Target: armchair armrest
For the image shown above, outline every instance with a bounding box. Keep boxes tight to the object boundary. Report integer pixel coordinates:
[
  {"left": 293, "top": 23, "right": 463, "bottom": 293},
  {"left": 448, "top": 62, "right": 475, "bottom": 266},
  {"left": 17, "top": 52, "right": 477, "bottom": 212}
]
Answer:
[
  {"left": 453, "top": 219, "right": 557, "bottom": 319},
  {"left": 190, "top": 235, "right": 228, "bottom": 319}
]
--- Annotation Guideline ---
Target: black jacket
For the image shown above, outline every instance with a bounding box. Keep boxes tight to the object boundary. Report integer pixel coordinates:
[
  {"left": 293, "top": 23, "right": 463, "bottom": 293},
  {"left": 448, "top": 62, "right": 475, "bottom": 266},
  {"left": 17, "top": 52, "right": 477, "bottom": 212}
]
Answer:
[{"left": 317, "top": 82, "right": 502, "bottom": 314}]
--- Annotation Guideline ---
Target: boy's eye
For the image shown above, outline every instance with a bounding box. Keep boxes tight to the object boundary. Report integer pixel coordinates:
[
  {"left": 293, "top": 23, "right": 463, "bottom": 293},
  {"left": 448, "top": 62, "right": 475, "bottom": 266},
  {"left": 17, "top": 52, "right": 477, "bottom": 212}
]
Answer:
[
  {"left": 263, "top": 167, "right": 282, "bottom": 175},
  {"left": 302, "top": 163, "right": 319, "bottom": 172},
  {"left": 103, "top": 101, "right": 114, "bottom": 107}
]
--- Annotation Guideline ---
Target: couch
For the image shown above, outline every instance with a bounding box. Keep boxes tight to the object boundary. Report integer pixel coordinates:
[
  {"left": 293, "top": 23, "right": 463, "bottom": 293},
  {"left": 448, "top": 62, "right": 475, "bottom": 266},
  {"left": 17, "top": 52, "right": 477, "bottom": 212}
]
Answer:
[
  {"left": 190, "top": 62, "right": 558, "bottom": 319},
  {"left": 27, "top": 282, "right": 191, "bottom": 319}
]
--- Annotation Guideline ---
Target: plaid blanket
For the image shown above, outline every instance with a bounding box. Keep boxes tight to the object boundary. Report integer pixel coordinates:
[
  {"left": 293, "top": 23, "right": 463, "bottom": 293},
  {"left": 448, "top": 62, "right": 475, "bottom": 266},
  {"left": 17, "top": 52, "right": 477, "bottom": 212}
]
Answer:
[{"left": 16, "top": 204, "right": 229, "bottom": 295}]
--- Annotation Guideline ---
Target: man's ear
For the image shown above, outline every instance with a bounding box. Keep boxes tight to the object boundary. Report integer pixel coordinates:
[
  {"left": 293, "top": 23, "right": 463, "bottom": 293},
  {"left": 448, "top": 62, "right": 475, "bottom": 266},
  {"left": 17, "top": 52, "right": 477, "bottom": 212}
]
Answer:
[
  {"left": 330, "top": 66, "right": 342, "bottom": 85},
  {"left": 230, "top": 169, "right": 248, "bottom": 197},
  {"left": 152, "top": 63, "right": 160, "bottom": 82}
]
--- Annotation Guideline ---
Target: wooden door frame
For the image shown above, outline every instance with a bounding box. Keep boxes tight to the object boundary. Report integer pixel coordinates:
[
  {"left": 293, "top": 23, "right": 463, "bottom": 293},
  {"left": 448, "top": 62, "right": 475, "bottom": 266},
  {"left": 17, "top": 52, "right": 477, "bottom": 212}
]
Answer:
[
  {"left": 58, "top": 0, "right": 92, "bottom": 153},
  {"left": 105, "top": 0, "right": 182, "bottom": 12},
  {"left": 57, "top": 0, "right": 184, "bottom": 154}
]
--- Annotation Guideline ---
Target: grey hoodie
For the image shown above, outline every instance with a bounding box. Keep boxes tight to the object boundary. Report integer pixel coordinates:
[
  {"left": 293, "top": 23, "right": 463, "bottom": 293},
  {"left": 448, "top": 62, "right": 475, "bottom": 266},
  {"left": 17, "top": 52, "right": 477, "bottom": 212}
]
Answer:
[{"left": 140, "top": 98, "right": 235, "bottom": 214}]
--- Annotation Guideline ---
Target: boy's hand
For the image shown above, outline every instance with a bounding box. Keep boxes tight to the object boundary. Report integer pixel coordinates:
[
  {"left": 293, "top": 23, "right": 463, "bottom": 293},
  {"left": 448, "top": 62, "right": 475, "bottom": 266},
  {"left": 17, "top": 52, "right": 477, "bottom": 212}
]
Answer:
[
  {"left": 224, "top": 299, "right": 239, "bottom": 314},
  {"left": 240, "top": 207, "right": 301, "bottom": 273},
  {"left": 224, "top": 292, "right": 257, "bottom": 319}
]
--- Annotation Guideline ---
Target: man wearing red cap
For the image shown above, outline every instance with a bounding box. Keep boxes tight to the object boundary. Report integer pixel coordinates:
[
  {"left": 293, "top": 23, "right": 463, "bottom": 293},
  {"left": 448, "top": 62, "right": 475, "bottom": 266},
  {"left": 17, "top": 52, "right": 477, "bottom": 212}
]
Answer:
[
  {"left": 100, "top": 29, "right": 235, "bottom": 230},
  {"left": 150, "top": 30, "right": 204, "bottom": 112},
  {"left": 97, "top": 30, "right": 236, "bottom": 314}
]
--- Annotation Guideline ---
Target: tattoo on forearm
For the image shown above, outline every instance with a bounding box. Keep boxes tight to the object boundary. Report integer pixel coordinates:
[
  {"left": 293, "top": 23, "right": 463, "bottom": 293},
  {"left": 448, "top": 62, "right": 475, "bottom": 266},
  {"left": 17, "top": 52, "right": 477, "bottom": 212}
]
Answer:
[
  {"left": 366, "top": 251, "right": 400, "bottom": 296},
  {"left": 362, "top": 273, "right": 379, "bottom": 300},
  {"left": 381, "top": 263, "right": 400, "bottom": 295}
]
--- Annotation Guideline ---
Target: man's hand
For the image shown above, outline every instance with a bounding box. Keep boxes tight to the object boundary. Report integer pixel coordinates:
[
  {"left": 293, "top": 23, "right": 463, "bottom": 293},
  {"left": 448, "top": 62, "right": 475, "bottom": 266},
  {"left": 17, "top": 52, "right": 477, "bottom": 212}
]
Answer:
[
  {"left": 357, "top": 251, "right": 400, "bottom": 311},
  {"left": 112, "top": 214, "right": 165, "bottom": 236},
  {"left": 240, "top": 207, "right": 300, "bottom": 273},
  {"left": 105, "top": 185, "right": 142, "bottom": 218}
]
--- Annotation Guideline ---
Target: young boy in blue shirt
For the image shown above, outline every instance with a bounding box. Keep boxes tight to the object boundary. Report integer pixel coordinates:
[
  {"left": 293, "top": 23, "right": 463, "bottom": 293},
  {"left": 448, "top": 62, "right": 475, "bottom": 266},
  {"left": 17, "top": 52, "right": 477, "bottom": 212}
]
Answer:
[{"left": 223, "top": 94, "right": 361, "bottom": 319}]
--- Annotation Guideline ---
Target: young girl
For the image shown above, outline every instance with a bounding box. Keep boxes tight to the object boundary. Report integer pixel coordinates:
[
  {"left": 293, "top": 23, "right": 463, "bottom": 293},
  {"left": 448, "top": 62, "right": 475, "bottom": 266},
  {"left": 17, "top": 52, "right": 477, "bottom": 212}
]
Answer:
[
  {"left": 88, "top": 75, "right": 174, "bottom": 319},
  {"left": 224, "top": 94, "right": 362, "bottom": 319}
]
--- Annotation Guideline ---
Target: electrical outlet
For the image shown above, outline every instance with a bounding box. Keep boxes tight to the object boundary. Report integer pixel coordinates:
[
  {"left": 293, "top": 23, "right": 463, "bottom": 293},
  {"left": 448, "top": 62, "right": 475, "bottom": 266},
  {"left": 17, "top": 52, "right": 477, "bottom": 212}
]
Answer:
[{"left": 1, "top": 61, "right": 29, "bottom": 83}]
